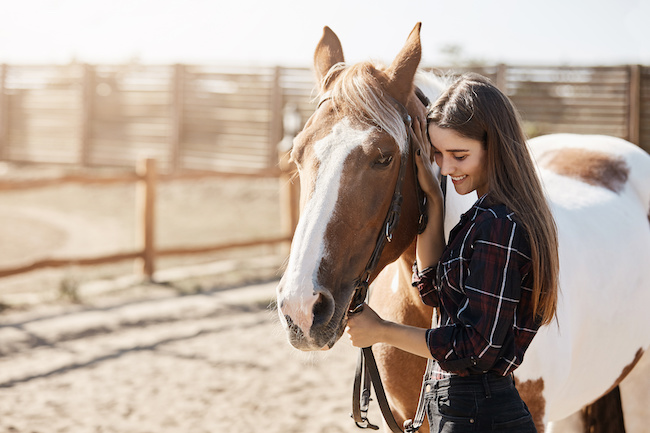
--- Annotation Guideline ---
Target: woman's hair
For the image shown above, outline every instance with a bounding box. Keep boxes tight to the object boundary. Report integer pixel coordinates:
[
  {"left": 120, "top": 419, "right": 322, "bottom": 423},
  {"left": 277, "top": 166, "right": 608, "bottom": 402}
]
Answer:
[{"left": 428, "top": 72, "right": 559, "bottom": 325}]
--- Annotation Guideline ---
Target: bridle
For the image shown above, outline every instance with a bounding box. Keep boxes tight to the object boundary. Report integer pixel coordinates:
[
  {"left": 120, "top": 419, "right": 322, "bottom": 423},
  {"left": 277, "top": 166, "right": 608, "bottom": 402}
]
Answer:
[
  {"left": 347, "top": 90, "right": 429, "bottom": 316},
  {"left": 317, "top": 88, "right": 432, "bottom": 433}
]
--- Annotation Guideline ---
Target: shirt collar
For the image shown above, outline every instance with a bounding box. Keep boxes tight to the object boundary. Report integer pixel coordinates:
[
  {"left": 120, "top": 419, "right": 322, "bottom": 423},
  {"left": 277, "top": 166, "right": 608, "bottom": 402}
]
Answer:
[{"left": 460, "top": 193, "right": 492, "bottom": 223}]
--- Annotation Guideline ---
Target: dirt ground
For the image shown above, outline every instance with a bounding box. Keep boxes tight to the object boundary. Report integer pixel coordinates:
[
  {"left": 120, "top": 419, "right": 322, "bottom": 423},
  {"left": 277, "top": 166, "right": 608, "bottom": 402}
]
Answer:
[
  {"left": 0, "top": 280, "right": 383, "bottom": 433},
  {"left": 0, "top": 164, "right": 383, "bottom": 432}
]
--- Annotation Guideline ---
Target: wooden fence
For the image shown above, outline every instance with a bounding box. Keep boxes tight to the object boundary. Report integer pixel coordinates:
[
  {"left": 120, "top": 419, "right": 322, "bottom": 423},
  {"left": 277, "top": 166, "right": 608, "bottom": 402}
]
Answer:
[
  {"left": 0, "top": 62, "right": 648, "bottom": 282},
  {"left": 0, "top": 158, "right": 296, "bottom": 280},
  {"left": 0, "top": 64, "right": 648, "bottom": 175}
]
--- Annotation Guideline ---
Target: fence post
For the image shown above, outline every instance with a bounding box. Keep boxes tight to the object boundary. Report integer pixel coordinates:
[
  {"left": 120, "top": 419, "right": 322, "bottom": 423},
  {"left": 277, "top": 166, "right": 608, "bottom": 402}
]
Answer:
[
  {"left": 277, "top": 103, "right": 302, "bottom": 254},
  {"left": 496, "top": 63, "right": 508, "bottom": 94},
  {"left": 80, "top": 64, "right": 94, "bottom": 166},
  {"left": 170, "top": 64, "right": 184, "bottom": 172},
  {"left": 278, "top": 151, "right": 299, "bottom": 255},
  {"left": 137, "top": 158, "right": 157, "bottom": 280},
  {"left": 269, "top": 66, "right": 284, "bottom": 169},
  {"left": 627, "top": 64, "right": 641, "bottom": 146},
  {"left": 0, "top": 64, "right": 7, "bottom": 161}
]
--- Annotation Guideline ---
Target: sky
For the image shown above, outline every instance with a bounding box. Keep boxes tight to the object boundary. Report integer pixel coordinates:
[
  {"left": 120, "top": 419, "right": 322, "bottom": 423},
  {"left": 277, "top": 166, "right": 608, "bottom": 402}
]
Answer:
[{"left": 1, "top": 0, "right": 649, "bottom": 67}]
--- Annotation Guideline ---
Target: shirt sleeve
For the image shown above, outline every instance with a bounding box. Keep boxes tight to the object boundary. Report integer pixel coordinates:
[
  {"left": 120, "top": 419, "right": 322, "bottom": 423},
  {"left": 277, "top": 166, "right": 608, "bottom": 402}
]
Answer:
[
  {"left": 426, "top": 216, "right": 528, "bottom": 375},
  {"left": 412, "top": 262, "right": 439, "bottom": 307}
]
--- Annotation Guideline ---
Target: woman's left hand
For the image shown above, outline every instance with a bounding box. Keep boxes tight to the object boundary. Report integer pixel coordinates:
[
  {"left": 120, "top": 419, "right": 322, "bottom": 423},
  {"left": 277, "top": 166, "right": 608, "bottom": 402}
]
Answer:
[
  {"left": 411, "top": 117, "right": 443, "bottom": 206},
  {"left": 345, "top": 303, "right": 385, "bottom": 348}
]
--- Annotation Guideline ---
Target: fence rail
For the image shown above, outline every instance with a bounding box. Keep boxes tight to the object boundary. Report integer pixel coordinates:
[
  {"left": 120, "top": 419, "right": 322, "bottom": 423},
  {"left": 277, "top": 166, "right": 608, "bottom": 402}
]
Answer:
[
  {"left": 1, "top": 62, "right": 648, "bottom": 283},
  {"left": 0, "top": 159, "right": 296, "bottom": 280},
  {"left": 0, "top": 63, "right": 647, "bottom": 174}
]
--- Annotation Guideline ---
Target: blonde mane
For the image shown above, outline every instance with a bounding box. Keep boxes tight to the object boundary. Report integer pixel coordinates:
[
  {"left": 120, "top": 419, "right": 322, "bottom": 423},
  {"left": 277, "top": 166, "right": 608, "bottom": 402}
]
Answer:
[{"left": 319, "top": 62, "right": 408, "bottom": 153}]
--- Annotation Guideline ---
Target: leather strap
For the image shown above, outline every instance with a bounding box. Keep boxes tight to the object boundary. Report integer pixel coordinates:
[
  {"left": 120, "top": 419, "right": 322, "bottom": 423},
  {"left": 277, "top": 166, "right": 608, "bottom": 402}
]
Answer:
[{"left": 350, "top": 91, "right": 431, "bottom": 433}]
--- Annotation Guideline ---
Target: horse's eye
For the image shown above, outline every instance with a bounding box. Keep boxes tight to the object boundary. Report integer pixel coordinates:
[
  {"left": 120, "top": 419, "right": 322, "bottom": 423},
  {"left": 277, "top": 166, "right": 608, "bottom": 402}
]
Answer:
[{"left": 375, "top": 155, "right": 393, "bottom": 167}]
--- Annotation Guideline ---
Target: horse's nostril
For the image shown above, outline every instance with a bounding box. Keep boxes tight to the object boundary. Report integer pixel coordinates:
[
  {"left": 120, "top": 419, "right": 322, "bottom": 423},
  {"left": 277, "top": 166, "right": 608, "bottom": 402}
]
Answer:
[
  {"left": 285, "top": 314, "right": 304, "bottom": 338},
  {"left": 312, "top": 290, "right": 335, "bottom": 328}
]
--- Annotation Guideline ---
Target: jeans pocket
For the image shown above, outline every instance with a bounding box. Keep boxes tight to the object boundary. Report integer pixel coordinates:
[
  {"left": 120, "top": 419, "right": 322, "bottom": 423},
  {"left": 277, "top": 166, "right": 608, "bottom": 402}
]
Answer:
[
  {"left": 492, "top": 413, "right": 535, "bottom": 431},
  {"left": 436, "top": 392, "right": 478, "bottom": 422}
]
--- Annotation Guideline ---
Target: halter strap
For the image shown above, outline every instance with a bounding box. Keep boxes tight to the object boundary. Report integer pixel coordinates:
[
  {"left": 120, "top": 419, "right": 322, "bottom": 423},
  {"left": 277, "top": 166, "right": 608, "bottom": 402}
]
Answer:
[
  {"left": 348, "top": 97, "right": 410, "bottom": 312},
  {"left": 350, "top": 90, "right": 431, "bottom": 433},
  {"left": 348, "top": 92, "right": 427, "bottom": 312}
]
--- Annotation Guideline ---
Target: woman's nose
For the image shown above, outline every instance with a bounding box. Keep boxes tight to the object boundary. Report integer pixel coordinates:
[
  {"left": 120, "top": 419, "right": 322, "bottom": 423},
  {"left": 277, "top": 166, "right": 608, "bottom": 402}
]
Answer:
[{"left": 437, "top": 155, "right": 453, "bottom": 176}]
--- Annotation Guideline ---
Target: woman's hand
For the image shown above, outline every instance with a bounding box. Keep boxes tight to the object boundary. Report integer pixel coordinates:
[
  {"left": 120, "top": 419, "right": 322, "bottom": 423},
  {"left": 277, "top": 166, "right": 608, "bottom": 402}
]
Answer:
[
  {"left": 346, "top": 303, "right": 433, "bottom": 359},
  {"left": 411, "top": 117, "right": 443, "bottom": 205},
  {"left": 346, "top": 304, "right": 386, "bottom": 348},
  {"left": 412, "top": 117, "right": 447, "bottom": 272}
]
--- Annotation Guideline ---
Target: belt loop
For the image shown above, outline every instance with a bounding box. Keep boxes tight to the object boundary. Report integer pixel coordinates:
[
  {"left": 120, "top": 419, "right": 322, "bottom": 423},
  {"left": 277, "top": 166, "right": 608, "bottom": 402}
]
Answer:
[{"left": 482, "top": 374, "right": 491, "bottom": 399}]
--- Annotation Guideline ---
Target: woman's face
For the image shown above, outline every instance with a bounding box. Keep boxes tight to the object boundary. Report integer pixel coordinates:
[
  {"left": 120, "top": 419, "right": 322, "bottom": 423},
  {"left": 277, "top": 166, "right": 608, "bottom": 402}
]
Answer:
[{"left": 428, "top": 124, "right": 488, "bottom": 197}]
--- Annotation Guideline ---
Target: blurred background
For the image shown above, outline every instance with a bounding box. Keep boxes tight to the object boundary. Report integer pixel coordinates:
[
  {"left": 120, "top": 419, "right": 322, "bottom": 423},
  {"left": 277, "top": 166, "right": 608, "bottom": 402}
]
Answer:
[{"left": 0, "top": 1, "right": 648, "bottom": 431}]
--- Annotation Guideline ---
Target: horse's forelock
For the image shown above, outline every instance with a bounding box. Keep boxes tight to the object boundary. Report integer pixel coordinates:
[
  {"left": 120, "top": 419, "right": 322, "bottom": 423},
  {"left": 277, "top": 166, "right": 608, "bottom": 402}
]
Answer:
[{"left": 319, "top": 62, "right": 408, "bottom": 154}]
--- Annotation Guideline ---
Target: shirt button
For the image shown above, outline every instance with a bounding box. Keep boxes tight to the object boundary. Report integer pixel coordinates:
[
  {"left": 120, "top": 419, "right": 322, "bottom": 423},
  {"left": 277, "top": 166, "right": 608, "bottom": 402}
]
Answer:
[
  {"left": 425, "top": 384, "right": 431, "bottom": 393},
  {"left": 470, "top": 418, "right": 475, "bottom": 424}
]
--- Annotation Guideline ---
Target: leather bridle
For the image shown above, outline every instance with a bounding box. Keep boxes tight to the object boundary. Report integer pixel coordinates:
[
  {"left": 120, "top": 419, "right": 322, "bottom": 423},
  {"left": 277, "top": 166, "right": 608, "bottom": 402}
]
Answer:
[
  {"left": 347, "top": 91, "right": 429, "bottom": 316},
  {"left": 316, "top": 87, "right": 430, "bottom": 433},
  {"left": 342, "top": 89, "right": 431, "bottom": 433}
]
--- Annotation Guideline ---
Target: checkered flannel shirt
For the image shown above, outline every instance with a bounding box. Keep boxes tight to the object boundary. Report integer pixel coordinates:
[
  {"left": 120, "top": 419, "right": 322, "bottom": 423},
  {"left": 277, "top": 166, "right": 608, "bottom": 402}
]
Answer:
[{"left": 413, "top": 194, "right": 541, "bottom": 377}]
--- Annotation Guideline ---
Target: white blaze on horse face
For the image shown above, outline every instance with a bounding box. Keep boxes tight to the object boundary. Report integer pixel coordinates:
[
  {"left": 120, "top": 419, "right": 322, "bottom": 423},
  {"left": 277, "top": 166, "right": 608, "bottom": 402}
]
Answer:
[{"left": 279, "top": 118, "right": 373, "bottom": 335}]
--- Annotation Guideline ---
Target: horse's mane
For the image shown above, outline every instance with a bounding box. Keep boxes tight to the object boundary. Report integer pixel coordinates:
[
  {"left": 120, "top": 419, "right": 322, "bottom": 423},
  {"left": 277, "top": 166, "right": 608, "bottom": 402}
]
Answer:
[
  {"left": 319, "top": 62, "right": 409, "bottom": 154},
  {"left": 318, "top": 63, "right": 450, "bottom": 154}
]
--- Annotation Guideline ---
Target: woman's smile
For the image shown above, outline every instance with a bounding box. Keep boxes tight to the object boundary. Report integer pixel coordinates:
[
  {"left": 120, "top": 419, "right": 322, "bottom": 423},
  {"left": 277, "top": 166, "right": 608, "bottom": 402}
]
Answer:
[{"left": 428, "top": 125, "right": 488, "bottom": 196}]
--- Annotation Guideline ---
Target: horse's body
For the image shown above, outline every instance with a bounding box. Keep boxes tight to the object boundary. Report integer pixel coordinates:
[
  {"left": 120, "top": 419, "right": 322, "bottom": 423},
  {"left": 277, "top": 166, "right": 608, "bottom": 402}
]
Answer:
[{"left": 276, "top": 24, "right": 650, "bottom": 432}]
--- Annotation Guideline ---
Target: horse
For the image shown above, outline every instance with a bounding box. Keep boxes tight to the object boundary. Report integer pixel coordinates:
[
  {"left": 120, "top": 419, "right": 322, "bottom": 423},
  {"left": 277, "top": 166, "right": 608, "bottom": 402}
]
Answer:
[{"left": 275, "top": 23, "right": 650, "bottom": 433}]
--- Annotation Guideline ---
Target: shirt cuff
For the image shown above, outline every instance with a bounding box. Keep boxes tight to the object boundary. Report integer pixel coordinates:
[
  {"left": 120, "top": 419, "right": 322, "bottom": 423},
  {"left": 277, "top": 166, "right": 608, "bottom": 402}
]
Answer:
[{"left": 412, "top": 262, "right": 439, "bottom": 307}]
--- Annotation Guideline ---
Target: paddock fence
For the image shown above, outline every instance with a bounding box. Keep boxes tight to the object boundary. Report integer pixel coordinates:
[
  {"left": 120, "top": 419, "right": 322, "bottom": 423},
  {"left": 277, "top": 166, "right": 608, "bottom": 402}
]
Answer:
[
  {"left": 0, "top": 158, "right": 296, "bottom": 281},
  {"left": 0, "top": 63, "right": 648, "bottom": 174},
  {"left": 0, "top": 63, "right": 648, "bottom": 283}
]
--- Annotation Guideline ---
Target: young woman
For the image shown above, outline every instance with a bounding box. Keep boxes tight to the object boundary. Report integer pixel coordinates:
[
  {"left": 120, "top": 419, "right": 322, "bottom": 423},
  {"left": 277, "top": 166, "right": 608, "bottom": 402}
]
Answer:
[{"left": 346, "top": 73, "right": 559, "bottom": 432}]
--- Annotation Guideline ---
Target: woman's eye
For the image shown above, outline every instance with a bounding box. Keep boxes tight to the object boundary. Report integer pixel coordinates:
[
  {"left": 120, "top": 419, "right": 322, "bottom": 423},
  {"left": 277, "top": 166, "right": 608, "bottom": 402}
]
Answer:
[
  {"left": 375, "top": 155, "right": 393, "bottom": 167},
  {"left": 454, "top": 155, "right": 467, "bottom": 161}
]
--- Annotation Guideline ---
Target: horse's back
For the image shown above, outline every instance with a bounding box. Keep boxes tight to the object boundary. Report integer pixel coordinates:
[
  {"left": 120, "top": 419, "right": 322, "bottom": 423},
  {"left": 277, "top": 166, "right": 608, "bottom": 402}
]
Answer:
[
  {"left": 529, "top": 133, "right": 650, "bottom": 214},
  {"left": 517, "top": 134, "right": 650, "bottom": 422}
]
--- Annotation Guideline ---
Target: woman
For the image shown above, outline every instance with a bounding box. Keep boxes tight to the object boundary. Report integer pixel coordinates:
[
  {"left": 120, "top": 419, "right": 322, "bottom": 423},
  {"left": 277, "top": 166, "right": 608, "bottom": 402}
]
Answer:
[{"left": 346, "top": 73, "right": 559, "bottom": 432}]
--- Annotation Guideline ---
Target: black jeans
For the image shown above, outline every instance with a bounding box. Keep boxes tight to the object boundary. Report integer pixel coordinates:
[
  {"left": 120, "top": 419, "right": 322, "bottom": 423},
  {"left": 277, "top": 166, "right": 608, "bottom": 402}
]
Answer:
[{"left": 426, "top": 373, "right": 536, "bottom": 432}]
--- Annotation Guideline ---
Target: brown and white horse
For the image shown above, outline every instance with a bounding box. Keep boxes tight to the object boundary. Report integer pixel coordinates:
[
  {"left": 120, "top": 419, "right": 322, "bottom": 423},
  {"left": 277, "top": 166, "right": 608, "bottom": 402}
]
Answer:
[{"left": 275, "top": 23, "right": 650, "bottom": 433}]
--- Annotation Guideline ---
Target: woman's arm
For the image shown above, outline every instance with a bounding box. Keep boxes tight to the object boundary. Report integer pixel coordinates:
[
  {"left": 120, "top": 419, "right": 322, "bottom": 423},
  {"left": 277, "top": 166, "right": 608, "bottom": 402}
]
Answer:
[{"left": 346, "top": 303, "right": 432, "bottom": 359}]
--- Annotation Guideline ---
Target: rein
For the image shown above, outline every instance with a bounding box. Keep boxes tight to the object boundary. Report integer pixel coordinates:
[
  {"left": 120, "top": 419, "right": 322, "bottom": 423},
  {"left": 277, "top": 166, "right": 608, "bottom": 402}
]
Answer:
[{"left": 339, "top": 89, "right": 430, "bottom": 433}]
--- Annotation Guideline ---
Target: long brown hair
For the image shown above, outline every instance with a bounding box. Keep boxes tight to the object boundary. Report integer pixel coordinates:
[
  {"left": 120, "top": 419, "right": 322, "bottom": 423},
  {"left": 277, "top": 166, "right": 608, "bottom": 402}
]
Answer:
[{"left": 428, "top": 73, "right": 559, "bottom": 325}]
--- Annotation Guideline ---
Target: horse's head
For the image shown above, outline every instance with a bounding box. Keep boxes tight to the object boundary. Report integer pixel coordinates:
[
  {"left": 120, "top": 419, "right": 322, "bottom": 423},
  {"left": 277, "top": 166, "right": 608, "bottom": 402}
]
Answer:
[{"left": 276, "top": 23, "right": 432, "bottom": 351}]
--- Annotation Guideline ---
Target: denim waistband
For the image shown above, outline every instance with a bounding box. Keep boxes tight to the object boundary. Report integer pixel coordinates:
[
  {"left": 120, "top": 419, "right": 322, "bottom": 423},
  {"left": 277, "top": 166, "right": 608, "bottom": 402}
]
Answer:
[{"left": 426, "top": 372, "right": 515, "bottom": 395}]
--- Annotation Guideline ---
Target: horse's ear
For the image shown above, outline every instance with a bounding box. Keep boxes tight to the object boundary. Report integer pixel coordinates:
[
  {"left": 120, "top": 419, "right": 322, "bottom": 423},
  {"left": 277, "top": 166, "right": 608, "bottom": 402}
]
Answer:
[
  {"left": 385, "top": 22, "right": 422, "bottom": 105},
  {"left": 314, "top": 26, "right": 345, "bottom": 91}
]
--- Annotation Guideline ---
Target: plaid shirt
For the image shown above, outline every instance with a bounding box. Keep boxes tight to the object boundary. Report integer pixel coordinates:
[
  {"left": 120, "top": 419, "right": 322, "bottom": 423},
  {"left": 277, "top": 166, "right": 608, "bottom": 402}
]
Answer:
[{"left": 413, "top": 195, "right": 540, "bottom": 377}]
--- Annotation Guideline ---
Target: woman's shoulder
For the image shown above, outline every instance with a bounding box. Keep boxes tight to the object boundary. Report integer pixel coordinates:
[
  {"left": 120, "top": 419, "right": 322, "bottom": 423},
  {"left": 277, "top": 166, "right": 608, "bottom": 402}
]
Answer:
[
  {"left": 471, "top": 202, "right": 532, "bottom": 258},
  {"left": 471, "top": 196, "right": 517, "bottom": 226}
]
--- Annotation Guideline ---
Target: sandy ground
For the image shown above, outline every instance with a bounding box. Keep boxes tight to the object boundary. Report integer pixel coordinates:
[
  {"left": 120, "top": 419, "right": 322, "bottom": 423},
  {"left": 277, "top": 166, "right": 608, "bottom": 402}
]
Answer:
[
  {"left": 0, "top": 166, "right": 386, "bottom": 432},
  {"left": 0, "top": 280, "right": 385, "bottom": 433}
]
